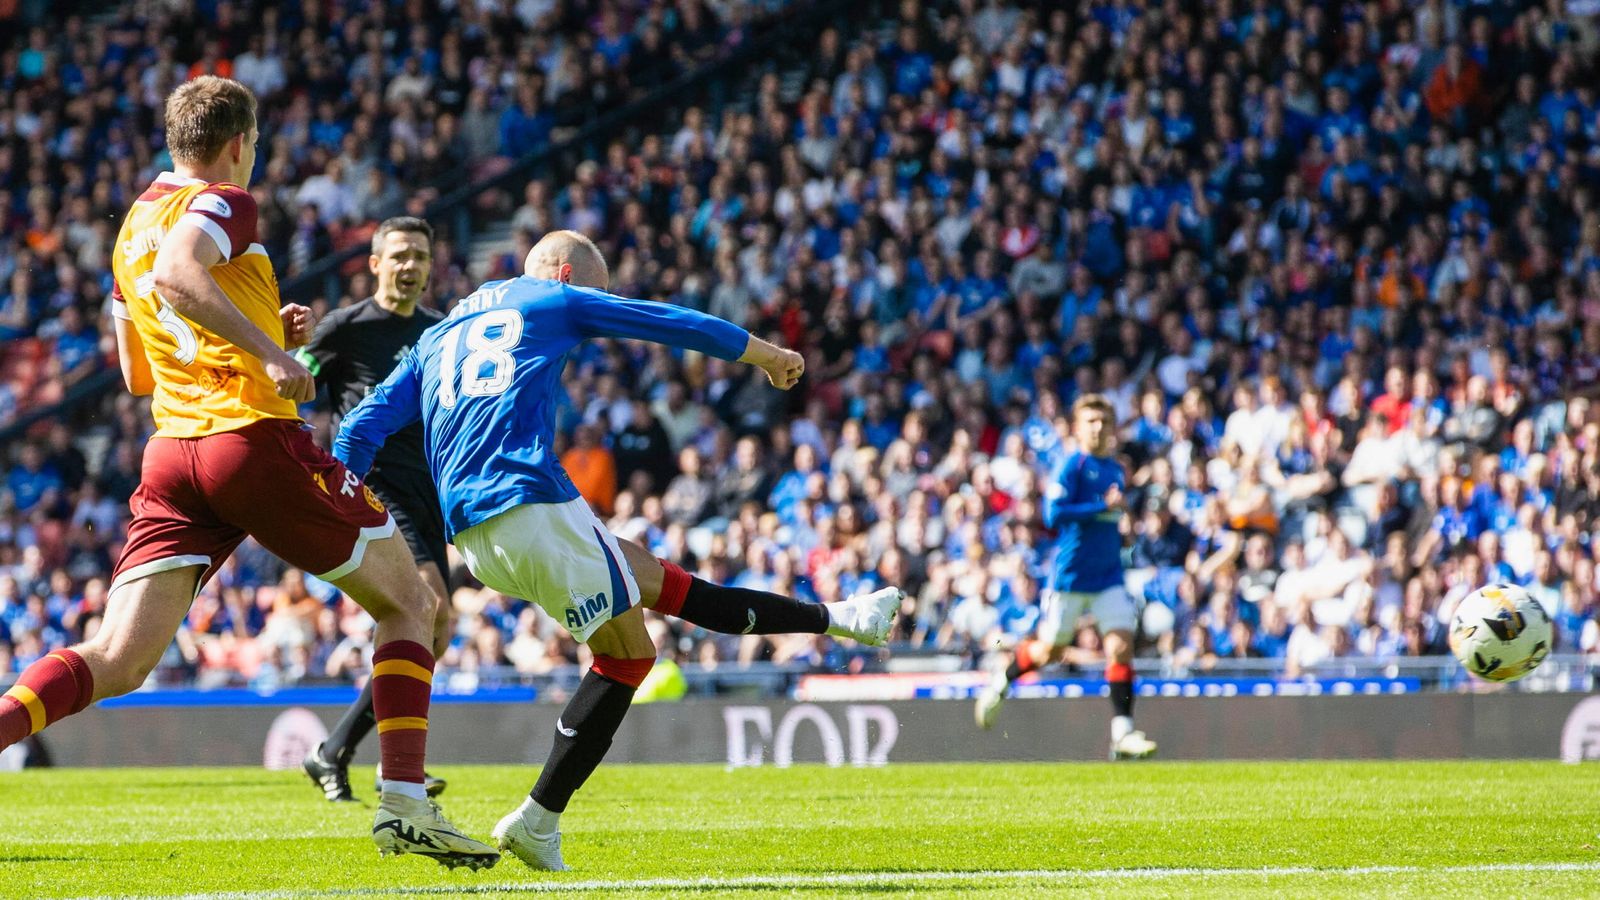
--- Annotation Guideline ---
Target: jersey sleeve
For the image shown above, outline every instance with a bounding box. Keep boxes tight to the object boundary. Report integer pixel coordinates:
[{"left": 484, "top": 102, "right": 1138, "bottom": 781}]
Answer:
[
  {"left": 333, "top": 349, "right": 422, "bottom": 477},
  {"left": 562, "top": 284, "right": 750, "bottom": 360},
  {"left": 293, "top": 308, "right": 343, "bottom": 386},
  {"left": 1042, "top": 454, "right": 1107, "bottom": 527},
  {"left": 109, "top": 281, "right": 131, "bottom": 321},
  {"left": 177, "top": 183, "right": 259, "bottom": 262}
]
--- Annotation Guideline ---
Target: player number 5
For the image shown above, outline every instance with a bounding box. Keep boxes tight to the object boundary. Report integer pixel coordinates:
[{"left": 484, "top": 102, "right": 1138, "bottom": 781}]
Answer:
[
  {"left": 437, "top": 308, "right": 522, "bottom": 408},
  {"left": 154, "top": 296, "right": 199, "bottom": 365}
]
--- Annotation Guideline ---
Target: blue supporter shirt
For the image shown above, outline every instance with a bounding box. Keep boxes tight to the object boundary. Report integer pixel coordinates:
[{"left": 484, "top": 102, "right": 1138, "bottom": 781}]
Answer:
[
  {"left": 334, "top": 278, "right": 751, "bottom": 539},
  {"left": 1043, "top": 451, "right": 1126, "bottom": 593}
]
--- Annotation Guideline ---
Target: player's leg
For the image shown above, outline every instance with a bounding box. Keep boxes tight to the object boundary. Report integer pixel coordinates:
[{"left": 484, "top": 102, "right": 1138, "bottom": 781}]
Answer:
[
  {"left": 620, "top": 540, "right": 902, "bottom": 645},
  {"left": 975, "top": 590, "right": 1076, "bottom": 729},
  {"left": 493, "top": 608, "right": 654, "bottom": 872},
  {"left": 321, "top": 534, "right": 495, "bottom": 866},
  {"left": 210, "top": 421, "right": 494, "bottom": 868},
  {"left": 309, "top": 486, "right": 451, "bottom": 800},
  {"left": 4, "top": 436, "right": 232, "bottom": 749},
  {"left": 1095, "top": 587, "right": 1155, "bottom": 760},
  {"left": 0, "top": 566, "right": 199, "bottom": 749},
  {"left": 456, "top": 501, "right": 652, "bottom": 870},
  {"left": 308, "top": 561, "right": 451, "bottom": 801}
]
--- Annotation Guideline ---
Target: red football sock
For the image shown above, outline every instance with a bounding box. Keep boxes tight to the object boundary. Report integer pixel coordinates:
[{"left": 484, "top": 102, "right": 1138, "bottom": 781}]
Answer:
[
  {"left": 0, "top": 650, "right": 94, "bottom": 750},
  {"left": 371, "top": 640, "right": 434, "bottom": 784},
  {"left": 591, "top": 654, "right": 654, "bottom": 688},
  {"left": 1106, "top": 661, "right": 1135, "bottom": 719},
  {"left": 653, "top": 559, "right": 691, "bottom": 617}
]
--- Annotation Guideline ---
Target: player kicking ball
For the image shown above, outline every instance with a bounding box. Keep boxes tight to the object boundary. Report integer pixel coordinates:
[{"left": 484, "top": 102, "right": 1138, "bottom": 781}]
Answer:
[
  {"left": 333, "top": 230, "right": 902, "bottom": 871},
  {"left": 0, "top": 77, "right": 497, "bottom": 868},
  {"left": 295, "top": 217, "right": 451, "bottom": 802},
  {"left": 974, "top": 394, "right": 1157, "bottom": 760}
]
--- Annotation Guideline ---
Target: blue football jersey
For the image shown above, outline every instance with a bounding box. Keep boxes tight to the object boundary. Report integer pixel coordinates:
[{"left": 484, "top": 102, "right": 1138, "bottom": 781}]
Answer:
[
  {"left": 1043, "top": 450, "right": 1126, "bottom": 593},
  {"left": 333, "top": 277, "right": 750, "bottom": 539}
]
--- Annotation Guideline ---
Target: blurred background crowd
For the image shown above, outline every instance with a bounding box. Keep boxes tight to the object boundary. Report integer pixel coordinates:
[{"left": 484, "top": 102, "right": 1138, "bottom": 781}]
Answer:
[{"left": 3, "top": 0, "right": 1600, "bottom": 688}]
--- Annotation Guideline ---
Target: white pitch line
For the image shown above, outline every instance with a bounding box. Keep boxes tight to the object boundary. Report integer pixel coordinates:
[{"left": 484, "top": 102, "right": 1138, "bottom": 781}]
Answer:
[{"left": 60, "top": 861, "right": 1600, "bottom": 899}]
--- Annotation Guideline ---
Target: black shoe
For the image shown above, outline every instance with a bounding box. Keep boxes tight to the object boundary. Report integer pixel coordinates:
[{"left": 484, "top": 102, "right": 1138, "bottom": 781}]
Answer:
[
  {"left": 374, "top": 763, "right": 448, "bottom": 798},
  {"left": 304, "top": 743, "right": 355, "bottom": 802}
]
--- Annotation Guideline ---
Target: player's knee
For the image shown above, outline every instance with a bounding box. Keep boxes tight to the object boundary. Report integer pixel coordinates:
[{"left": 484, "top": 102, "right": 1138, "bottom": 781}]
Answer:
[
  {"left": 430, "top": 609, "right": 452, "bottom": 658},
  {"left": 1103, "top": 630, "right": 1135, "bottom": 664}
]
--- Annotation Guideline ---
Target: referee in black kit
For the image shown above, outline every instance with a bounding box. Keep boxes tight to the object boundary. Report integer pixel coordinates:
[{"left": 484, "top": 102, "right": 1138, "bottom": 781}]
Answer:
[{"left": 297, "top": 217, "right": 450, "bottom": 801}]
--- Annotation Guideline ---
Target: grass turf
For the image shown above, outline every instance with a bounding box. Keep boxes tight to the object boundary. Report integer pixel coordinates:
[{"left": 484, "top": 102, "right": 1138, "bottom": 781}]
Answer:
[{"left": 2, "top": 761, "right": 1598, "bottom": 898}]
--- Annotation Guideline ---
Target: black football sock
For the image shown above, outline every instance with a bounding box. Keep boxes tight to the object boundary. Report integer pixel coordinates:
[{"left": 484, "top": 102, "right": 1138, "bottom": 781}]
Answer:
[
  {"left": 1110, "top": 680, "right": 1135, "bottom": 718},
  {"left": 677, "top": 577, "right": 830, "bottom": 635},
  {"left": 529, "top": 670, "right": 637, "bottom": 814},
  {"left": 1108, "top": 662, "right": 1135, "bottom": 719},
  {"left": 323, "top": 680, "right": 377, "bottom": 764},
  {"left": 1004, "top": 659, "right": 1026, "bottom": 684}
]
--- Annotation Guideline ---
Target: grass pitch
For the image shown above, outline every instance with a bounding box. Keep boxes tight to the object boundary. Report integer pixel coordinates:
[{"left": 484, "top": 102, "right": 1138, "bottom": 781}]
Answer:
[{"left": 2, "top": 761, "right": 1598, "bottom": 898}]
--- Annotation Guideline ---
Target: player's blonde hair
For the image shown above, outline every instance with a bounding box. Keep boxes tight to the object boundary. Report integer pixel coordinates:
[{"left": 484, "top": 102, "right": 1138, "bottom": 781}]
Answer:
[
  {"left": 525, "top": 230, "right": 609, "bottom": 289},
  {"left": 164, "top": 76, "right": 257, "bottom": 165},
  {"left": 1073, "top": 393, "right": 1114, "bottom": 419}
]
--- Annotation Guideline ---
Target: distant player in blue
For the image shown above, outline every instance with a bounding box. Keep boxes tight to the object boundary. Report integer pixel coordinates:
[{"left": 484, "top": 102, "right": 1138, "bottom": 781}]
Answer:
[
  {"left": 334, "top": 231, "right": 902, "bottom": 871},
  {"left": 974, "top": 394, "right": 1157, "bottom": 760}
]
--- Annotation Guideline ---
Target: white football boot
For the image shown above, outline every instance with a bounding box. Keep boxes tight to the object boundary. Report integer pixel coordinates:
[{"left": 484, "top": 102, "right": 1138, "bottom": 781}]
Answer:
[
  {"left": 974, "top": 684, "right": 1006, "bottom": 729},
  {"left": 1110, "top": 730, "right": 1158, "bottom": 760},
  {"left": 493, "top": 808, "right": 569, "bottom": 871},
  {"left": 824, "top": 587, "right": 904, "bottom": 646},
  {"left": 372, "top": 793, "right": 499, "bottom": 870}
]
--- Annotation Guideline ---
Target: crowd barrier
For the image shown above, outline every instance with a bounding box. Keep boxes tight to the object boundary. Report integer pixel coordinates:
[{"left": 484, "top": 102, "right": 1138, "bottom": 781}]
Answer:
[{"left": 13, "top": 690, "right": 1600, "bottom": 769}]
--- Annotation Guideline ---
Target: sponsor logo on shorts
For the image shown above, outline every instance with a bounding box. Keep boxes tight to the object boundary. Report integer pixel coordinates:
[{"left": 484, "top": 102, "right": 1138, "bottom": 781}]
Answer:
[
  {"left": 363, "top": 484, "right": 386, "bottom": 513},
  {"left": 566, "top": 589, "right": 610, "bottom": 631}
]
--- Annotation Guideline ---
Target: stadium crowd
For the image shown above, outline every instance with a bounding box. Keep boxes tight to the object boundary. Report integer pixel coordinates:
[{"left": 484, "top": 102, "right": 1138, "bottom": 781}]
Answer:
[
  {"left": 0, "top": 0, "right": 788, "bottom": 426},
  {"left": 5, "top": 0, "right": 1600, "bottom": 687}
]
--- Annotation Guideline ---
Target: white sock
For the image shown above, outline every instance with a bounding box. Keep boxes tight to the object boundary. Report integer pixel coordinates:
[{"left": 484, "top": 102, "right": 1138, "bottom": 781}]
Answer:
[
  {"left": 382, "top": 779, "right": 428, "bottom": 801},
  {"left": 517, "top": 795, "right": 561, "bottom": 836},
  {"left": 1111, "top": 715, "right": 1134, "bottom": 743},
  {"left": 823, "top": 602, "right": 848, "bottom": 637}
]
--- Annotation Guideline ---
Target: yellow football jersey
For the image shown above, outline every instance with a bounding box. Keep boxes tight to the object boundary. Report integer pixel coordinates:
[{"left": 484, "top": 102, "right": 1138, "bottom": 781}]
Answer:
[{"left": 111, "top": 172, "right": 298, "bottom": 437}]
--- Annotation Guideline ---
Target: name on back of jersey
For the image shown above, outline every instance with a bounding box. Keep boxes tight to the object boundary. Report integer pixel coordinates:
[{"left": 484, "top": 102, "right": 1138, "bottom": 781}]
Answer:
[
  {"left": 453, "top": 282, "right": 513, "bottom": 317},
  {"left": 123, "top": 224, "right": 167, "bottom": 268}
]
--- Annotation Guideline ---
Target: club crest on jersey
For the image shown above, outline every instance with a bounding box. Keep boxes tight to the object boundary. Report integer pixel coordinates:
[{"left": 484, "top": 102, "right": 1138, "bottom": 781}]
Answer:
[
  {"left": 566, "top": 589, "right": 610, "bottom": 631},
  {"left": 362, "top": 484, "right": 386, "bottom": 513}
]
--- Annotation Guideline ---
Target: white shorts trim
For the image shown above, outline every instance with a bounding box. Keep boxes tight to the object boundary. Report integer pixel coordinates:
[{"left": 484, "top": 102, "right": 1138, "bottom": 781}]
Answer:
[
  {"left": 317, "top": 515, "right": 397, "bottom": 582},
  {"left": 1037, "top": 586, "right": 1138, "bottom": 646},
  {"left": 455, "top": 499, "right": 642, "bottom": 643},
  {"left": 109, "top": 555, "right": 212, "bottom": 597}
]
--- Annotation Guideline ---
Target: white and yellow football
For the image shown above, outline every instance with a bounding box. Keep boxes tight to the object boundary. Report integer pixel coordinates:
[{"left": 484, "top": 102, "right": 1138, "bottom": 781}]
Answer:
[{"left": 1448, "top": 583, "right": 1553, "bottom": 683}]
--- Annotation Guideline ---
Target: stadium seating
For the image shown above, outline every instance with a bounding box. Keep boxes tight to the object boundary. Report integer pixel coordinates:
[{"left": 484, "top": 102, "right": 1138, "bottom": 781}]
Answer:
[{"left": 2, "top": 0, "right": 1599, "bottom": 688}]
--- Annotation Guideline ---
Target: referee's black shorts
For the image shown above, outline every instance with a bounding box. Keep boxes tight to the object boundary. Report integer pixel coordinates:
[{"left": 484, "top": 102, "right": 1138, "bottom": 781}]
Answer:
[{"left": 365, "top": 467, "right": 449, "bottom": 580}]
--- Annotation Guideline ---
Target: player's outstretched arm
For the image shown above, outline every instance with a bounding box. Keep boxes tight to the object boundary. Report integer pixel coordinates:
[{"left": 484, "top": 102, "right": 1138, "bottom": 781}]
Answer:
[
  {"left": 110, "top": 288, "right": 155, "bottom": 396},
  {"left": 333, "top": 350, "right": 424, "bottom": 478},
  {"left": 152, "top": 222, "right": 313, "bottom": 402},
  {"left": 566, "top": 285, "right": 806, "bottom": 389}
]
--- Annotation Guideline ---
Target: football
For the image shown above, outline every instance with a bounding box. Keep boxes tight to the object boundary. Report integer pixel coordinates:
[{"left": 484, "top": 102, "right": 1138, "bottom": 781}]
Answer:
[{"left": 1448, "top": 584, "right": 1554, "bottom": 683}]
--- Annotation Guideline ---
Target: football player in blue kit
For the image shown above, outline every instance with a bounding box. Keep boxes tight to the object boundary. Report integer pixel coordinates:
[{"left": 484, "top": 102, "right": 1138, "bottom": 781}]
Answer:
[
  {"left": 974, "top": 394, "right": 1157, "bottom": 760},
  {"left": 335, "top": 230, "right": 903, "bottom": 870}
]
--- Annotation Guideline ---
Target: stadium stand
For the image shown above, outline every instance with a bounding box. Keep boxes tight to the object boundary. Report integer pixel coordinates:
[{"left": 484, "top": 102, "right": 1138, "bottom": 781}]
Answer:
[{"left": 2, "top": 0, "right": 1599, "bottom": 691}]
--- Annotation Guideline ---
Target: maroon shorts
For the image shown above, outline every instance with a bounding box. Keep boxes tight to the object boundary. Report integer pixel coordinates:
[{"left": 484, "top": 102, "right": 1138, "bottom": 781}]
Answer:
[{"left": 110, "top": 418, "right": 394, "bottom": 593}]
